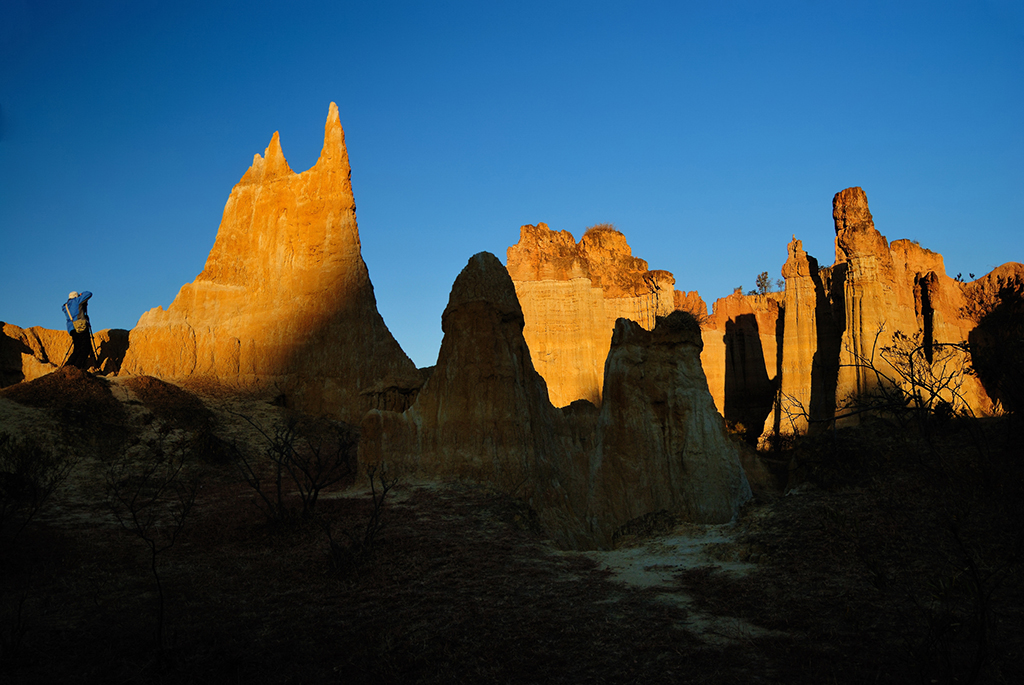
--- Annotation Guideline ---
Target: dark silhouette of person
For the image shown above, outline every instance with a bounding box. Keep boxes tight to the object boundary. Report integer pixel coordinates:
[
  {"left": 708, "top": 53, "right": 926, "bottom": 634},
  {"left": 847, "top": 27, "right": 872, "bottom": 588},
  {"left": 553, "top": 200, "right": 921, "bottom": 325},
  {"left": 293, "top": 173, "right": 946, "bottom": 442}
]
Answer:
[{"left": 63, "top": 290, "right": 94, "bottom": 370}]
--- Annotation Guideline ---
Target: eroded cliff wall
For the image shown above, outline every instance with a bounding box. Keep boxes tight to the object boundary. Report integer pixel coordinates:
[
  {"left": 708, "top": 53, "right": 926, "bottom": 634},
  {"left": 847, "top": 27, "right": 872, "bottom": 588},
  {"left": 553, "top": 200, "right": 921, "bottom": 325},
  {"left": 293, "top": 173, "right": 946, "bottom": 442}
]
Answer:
[{"left": 507, "top": 223, "right": 675, "bottom": 408}]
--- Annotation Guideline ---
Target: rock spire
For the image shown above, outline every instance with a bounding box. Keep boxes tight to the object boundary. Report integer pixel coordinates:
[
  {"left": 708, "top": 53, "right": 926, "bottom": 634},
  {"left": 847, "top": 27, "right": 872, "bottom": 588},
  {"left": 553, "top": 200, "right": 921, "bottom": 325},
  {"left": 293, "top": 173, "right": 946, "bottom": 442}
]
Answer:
[{"left": 121, "top": 103, "right": 419, "bottom": 421}]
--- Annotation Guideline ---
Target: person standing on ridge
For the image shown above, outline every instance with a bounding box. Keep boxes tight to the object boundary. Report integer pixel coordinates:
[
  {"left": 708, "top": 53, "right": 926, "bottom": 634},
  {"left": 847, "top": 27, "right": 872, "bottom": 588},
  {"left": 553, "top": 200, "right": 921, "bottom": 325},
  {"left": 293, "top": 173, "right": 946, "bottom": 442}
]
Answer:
[{"left": 63, "top": 290, "right": 94, "bottom": 370}]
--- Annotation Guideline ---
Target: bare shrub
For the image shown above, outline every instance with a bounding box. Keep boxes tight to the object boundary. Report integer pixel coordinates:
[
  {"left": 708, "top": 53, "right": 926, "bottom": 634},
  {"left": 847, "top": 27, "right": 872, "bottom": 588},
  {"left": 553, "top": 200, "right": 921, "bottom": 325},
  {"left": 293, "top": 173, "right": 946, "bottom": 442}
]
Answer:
[
  {"left": 106, "top": 437, "right": 200, "bottom": 648},
  {"left": 0, "top": 432, "right": 77, "bottom": 539},
  {"left": 234, "top": 415, "right": 357, "bottom": 522},
  {"left": 320, "top": 462, "right": 398, "bottom": 573}
]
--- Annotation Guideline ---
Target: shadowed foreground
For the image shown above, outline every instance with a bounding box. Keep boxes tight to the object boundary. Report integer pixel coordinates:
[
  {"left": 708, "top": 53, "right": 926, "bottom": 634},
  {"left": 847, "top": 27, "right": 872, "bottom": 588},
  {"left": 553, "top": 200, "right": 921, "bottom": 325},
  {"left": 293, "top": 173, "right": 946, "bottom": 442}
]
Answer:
[{"left": 1, "top": 369, "right": 1022, "bottom": 684}]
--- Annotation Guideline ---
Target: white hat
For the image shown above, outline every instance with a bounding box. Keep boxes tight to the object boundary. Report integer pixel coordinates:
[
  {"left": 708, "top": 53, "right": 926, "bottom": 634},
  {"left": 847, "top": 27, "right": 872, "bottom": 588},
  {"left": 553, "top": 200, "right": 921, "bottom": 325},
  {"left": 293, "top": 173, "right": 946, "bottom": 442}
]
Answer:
[{"left": 69, "top": 291, "right": 79, "bottom": 299}]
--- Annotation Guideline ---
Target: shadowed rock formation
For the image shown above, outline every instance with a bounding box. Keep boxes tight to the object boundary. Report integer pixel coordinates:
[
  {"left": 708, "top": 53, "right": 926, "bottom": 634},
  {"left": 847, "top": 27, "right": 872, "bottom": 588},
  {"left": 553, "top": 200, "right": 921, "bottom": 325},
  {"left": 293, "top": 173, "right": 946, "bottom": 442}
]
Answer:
[
  {"left": 589, "top": 312, "right": 752, "bottom": 537},
  {"left": 120, "top": 103, "right": 420, "bottom": 422},
  {"left": 507, "top": 223, "right": 675, "bottom": 408},
  {"left": 362, "top": 253, "right": 750, "bottom": 549}
]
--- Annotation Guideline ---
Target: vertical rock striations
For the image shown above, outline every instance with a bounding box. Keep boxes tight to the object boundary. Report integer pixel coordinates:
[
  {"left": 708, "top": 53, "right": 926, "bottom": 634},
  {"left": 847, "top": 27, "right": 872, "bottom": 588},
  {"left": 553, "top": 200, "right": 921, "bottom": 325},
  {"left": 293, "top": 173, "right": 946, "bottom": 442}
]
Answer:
[
  {"left": 121, "top": 103, "right": 419, "bottom": 422},
  {"left": 507, "top": 223, "right": 676, "bottom": 408},
  {"left": 832, "top": 187, "right": 917, "bottom": 409},
  {"left": 701, "top": 290, "right": 782, "bottom": 441},
  {"left": 360, "top": 252, "right": 590, "bottom": 546},
  {"left": 760, "top": 187, "right": 1021, "bottom": 438},
  {"left": 769, "top": 237, "right": 835, "bottom": 435}
]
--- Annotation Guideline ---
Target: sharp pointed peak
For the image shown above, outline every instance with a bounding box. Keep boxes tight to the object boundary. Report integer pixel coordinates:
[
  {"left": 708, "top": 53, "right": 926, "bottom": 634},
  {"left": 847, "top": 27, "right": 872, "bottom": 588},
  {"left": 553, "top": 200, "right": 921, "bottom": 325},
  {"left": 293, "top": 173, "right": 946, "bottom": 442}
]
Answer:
[
  {"left": 263, "top": 131, "right": 293, "bottom": 177},
  {"left": 315, "top": 101, "right": 350, "bottom": 173}
]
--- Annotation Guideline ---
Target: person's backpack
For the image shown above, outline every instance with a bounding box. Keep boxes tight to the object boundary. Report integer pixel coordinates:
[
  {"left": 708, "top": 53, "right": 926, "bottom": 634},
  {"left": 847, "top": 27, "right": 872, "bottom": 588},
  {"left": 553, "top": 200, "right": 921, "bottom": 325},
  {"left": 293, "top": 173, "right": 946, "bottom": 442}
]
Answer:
[{"left": 65, "top": 302, "right": 88, "bottom": 333}]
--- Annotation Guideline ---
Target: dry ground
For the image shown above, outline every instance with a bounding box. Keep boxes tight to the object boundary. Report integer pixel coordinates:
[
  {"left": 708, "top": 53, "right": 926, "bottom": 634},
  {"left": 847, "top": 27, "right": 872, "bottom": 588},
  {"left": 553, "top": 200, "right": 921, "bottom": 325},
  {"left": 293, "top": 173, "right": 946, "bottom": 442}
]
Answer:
[{"left": 1, "top": 368, "right": 1021, "bottom": 684}]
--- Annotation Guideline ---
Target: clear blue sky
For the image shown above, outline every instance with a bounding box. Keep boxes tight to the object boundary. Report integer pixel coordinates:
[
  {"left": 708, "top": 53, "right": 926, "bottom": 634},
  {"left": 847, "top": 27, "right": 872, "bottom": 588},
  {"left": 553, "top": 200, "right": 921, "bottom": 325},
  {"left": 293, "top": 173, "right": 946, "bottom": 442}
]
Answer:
[{"left": 2, "top": 0, "right": 1021, "bottom": 367}]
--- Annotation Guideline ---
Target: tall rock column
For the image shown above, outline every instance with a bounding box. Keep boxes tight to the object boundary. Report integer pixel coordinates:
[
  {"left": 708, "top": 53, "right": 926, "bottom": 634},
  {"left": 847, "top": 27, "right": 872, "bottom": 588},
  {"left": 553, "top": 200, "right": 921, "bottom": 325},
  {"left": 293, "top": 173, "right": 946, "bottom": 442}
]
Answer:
[
  {"left": 769, "top": 237, "right": 832, "bottom": 435},
  {"left": 833, "top": 187, "right": 916, "bottom": 412},
  {"left": 121, "top": 103, "right": 419, "bottom": 422}
]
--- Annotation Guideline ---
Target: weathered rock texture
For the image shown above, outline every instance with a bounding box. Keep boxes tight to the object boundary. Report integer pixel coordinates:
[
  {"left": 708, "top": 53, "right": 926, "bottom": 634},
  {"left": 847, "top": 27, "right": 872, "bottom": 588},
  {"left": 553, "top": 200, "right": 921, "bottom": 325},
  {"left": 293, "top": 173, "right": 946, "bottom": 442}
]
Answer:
[
  {"left": 758, "top": 187, "right": 1023, "bottom": 438},
  {"left": 590, "top": 313, "right": 752, "bottom": 533},
  {"left": 765, "top": 238, "right": 839, "bottom": 435},
  {"left": 361, "top": 253, "right": 750, "bottom": 549},
  {"left": 0, "top": 323, "right": 128, "bottom": 387},
  {"left": 700, "top": 289, "right": 782, "bottom": 440},
  {"left": 505, "top": 188, "right": 1020, "bottom": 446},
  {"left": 120, "top": 103, "right": 420, "bottom": 422},
  {"left": 507, "top": 223, "right": 675, "bottom": 407}
]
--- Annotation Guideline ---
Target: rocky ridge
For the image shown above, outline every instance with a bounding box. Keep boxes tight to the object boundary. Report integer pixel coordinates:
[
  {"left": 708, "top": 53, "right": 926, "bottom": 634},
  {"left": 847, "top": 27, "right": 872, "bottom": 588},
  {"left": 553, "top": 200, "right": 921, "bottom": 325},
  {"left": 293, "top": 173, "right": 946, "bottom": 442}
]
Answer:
[{"left": 507, "top": 188, "right": 1022, "bottom": 444}]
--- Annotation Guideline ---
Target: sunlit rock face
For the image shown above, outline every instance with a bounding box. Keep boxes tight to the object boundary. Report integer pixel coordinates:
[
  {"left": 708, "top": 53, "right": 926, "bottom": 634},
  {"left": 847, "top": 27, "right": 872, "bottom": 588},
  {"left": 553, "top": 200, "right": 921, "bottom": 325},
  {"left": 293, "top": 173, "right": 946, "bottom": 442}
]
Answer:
[
  {"left": 0, "top": 323, "right": 128, "bottom": 386},
  {"left": 120, "top": 103, "right": 419, "bottom": 422},
  {"left": 758, "top": 187, "right": 1021, "bottom": 438},
  {"left": 1, "top": 323, "right": 66, "bottom": 386},
  {"left": 827, "top": 187, "right": 1010, "bottom": 422},
  {"left": 700, "top": 289, "right": 782, "bottom": 440},
  {"left": 832, "top": 187, "right": 920, "bottom": 411},
  {"left": 762, "top": 238, "right": 834, "bottom": 436},
  {"left": 362, "top": 254, "right": 751, "bottom": 550},
  {"left": 507, "top": 223, "right": 675, "bottom": 408}
]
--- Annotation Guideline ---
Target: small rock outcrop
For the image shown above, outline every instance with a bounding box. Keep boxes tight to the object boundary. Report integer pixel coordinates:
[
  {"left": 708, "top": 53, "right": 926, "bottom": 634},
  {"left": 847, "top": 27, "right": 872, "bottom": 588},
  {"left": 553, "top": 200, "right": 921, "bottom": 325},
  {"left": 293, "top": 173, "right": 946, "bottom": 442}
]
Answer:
[
  {"left": 120, "top": 104, "right": 420, "bottom": 422},
  {"left": 362, "top": 253, "right": 750, "bottom": 549},
  {"left": 1, "top": 323, "right": 128, "bottom": 387},
  {"left": 507, "top": 223, "right": 675, "bottom": 407}
]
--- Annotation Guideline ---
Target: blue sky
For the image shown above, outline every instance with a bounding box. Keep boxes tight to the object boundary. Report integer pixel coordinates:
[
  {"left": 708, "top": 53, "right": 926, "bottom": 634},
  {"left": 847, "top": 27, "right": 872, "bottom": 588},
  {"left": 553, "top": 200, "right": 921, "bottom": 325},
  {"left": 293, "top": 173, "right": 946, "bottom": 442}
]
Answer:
[{"left": 2, "top": 0, "right": 1021, "bottom": 367}]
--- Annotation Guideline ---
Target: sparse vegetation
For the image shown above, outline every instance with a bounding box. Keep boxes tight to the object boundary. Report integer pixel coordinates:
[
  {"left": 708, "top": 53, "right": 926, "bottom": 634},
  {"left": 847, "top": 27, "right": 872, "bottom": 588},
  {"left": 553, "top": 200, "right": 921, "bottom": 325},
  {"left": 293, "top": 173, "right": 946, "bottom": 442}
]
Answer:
[
  {"left": 0, "top": 432, "right": 76, "bottom": 539},
  {"left": 748, "top": 270, "right": 784, "bottom": 296},
  {"left": 234, "top": 414, "right": 358, "bottom": 522},
  {"left": 1, "top": 346, "right": 1022, "bottom": 684},
  {"left": 752, "top": 318, "right": 1024, "bottom": 683},
  {"left": 319, "top": 462, "right": 398, "bottom": 573},
  {"left": 105, "top": 437, "right": 200, "bottom": 649}
]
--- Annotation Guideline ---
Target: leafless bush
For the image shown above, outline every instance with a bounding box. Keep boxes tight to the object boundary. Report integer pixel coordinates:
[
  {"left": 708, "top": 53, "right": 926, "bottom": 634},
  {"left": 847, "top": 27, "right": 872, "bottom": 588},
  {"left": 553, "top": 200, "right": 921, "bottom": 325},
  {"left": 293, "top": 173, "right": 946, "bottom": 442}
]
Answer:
[
  {"left": 0, "top": 432, "right": 77, "bottom": 539},
  {"left": 234, "top": 415, "right": 357, "bottom": 522},
  {"left": 775, "top": 326, "right": 974, "bottom": 438},
  {"left": 106, "top": 438, "right": 200, "bottom": 648},
  {"left": 320, "top": 462, "right": 398, "bottom": 573}
]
